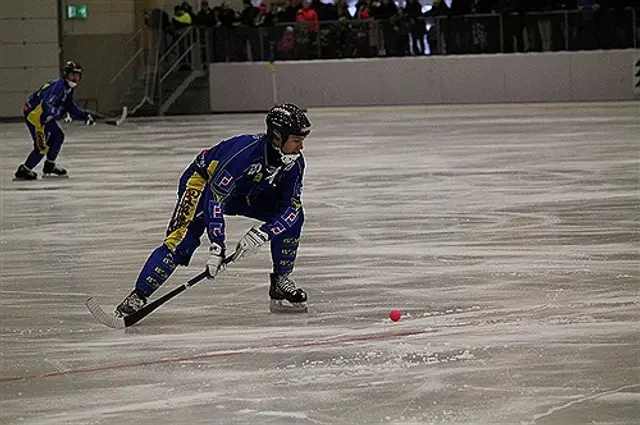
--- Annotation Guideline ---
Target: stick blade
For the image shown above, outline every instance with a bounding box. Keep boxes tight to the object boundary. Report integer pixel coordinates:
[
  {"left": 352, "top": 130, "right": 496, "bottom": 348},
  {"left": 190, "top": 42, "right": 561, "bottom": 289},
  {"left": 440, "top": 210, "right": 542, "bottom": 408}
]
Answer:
[
  {"left": 113, "top": 106, "right": 128, "bottom": 126},
  {"left": 89, "top": 106, "right": 127, "bottom": 127},
  {"left": 103, "top": 106, "right": 128, "bottom": 127},
  {"left": 85, "top": 297, "right": 126, "bottom": 329}
]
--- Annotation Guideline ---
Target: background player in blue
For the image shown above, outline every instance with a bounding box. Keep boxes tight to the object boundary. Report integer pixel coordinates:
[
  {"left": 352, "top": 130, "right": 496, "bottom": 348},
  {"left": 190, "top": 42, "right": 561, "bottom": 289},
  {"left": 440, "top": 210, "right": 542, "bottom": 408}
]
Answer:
[
  {"left": 115, "top": 103, "right": 312, "bottom": 316},
  {"left": 14, "top": 61, "right": 96, "bottom": 180}
]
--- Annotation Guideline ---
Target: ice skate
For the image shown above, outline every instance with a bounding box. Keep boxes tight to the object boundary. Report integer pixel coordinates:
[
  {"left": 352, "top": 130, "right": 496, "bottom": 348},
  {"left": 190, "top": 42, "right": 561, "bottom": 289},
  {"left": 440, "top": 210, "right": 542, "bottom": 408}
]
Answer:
[
  {"left": 269, "top": 273, "right": 308, "bottom": 313},
  {"left": 42, "top": 160, "right": 68, "bottom": 178},
  {"left": 13, "top": 164, "right": 38, "bottom": 181},
  {"left": 114, "top": 290, "right": 147, "bottom": 318}
]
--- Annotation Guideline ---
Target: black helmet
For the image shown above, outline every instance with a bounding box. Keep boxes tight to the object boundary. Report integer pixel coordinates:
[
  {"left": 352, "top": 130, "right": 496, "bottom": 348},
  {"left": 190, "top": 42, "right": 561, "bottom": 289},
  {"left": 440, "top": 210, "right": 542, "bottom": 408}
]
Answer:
[
  {"left": 63, "top": 61, "right": 82, "bottom": 77},
  {"left": 265, "top": 103, "right": 311, "bottom": 148}
]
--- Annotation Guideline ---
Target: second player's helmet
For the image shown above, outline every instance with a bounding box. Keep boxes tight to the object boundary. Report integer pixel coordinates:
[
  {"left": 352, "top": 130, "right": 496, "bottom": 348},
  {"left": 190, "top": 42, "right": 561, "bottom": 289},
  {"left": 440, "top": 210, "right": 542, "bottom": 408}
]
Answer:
[
  {"left": 63, "top": 61, "right": 83, "bottom": 78},
  {"left": 265, "top": 103, "right": 311, "bottom": 148}
]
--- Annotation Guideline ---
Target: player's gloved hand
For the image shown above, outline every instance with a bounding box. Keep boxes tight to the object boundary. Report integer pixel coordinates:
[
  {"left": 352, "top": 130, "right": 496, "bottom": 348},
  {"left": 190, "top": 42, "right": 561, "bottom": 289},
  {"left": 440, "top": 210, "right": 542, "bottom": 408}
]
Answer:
[
  {"left": 234, "top": 226, "right": 270, "bottom": 260},
  {"left": 206, "top": 243, "right": 226, "bottom": 279},
  {"left": 62, "top": 112, "right": 72, "bottom": 123},
  {"left": 85, "top": 114, "right": 95, "bottom": 126}
]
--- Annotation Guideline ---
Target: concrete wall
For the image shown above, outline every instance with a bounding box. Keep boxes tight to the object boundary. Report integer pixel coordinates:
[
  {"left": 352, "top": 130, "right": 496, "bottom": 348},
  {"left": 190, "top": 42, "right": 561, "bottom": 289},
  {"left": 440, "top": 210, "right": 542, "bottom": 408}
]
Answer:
[
  {"left": 64, "top": 0, "right": 135, "bottom": 36},
  {"left": 210, "top": 50, "right": 640, "bottom": 112},
  {"left": 0, "top": 0, "right": 60, "bottom": 118},
  {"left": 0, "top": 0, "right": 139, "bottom": 118},
  {"left": 62, "top": 34, "right": 138, "bottom": 115},
  {"left": 62, "top": 0, "right": 138, "bottom": 115}
]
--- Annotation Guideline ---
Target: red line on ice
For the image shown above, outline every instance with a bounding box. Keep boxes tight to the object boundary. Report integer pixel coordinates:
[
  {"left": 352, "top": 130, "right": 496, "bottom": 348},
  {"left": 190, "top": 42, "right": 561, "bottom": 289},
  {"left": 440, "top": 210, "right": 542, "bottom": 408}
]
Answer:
[{"left": 0, "top": 329, "right": 436, "bottom": 383}]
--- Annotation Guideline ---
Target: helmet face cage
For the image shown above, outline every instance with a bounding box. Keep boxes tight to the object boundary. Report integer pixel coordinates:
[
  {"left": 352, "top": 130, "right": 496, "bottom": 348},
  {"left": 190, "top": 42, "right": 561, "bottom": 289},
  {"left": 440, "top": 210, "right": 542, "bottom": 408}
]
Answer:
[
  {"left": 63, "top": 61, "right": 82, "bottom": 79},
  {"left": 266, "top": 104, "right": 311, "bottom": 148}
]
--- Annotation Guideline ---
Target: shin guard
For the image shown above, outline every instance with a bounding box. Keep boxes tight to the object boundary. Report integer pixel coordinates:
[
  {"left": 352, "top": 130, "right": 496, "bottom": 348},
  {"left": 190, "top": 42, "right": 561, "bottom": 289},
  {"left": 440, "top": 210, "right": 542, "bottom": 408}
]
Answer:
[{"left": 135, "top": 245, "right": 178, "bottom": 297}]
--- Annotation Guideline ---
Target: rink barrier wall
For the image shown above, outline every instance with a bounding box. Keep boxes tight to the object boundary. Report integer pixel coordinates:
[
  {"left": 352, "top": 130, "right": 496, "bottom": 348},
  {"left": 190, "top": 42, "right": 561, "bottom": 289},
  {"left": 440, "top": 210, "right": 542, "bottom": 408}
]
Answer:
[{"left": 209, "top": 50, "right": 640, "bottom": 112}]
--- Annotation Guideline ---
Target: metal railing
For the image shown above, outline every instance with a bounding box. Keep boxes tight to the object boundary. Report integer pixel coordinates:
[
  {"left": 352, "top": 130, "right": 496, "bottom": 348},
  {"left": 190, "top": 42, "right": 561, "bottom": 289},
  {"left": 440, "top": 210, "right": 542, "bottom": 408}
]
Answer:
[
  {"left": 155, "top": 26, "right": 206, "bottom": 113},
  {"left": 102, "top": 24, "right": 207, "bottom": 116},
  {"left": 108, "top": 27, "right": 147, "bottom": 85},
  {"left": 103, "top": 27, "right": 155, "bottom": 114}
]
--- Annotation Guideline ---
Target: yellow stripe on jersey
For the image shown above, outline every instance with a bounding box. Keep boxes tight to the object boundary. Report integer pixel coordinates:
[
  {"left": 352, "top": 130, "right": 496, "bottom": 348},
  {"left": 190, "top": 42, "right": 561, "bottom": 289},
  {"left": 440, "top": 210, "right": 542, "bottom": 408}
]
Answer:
[
  {"left": 187, "top": 170, "right": 207, "bottom": 192},
  {"left": 207, "top": 160, "right": 218, "bottom": 179}
]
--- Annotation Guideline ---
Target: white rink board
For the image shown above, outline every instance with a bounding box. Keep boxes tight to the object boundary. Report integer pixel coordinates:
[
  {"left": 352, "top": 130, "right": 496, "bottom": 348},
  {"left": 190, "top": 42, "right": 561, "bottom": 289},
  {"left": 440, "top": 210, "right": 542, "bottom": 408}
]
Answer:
[{"left": 1, "top": 102, "right": 639, "bottom": 425}]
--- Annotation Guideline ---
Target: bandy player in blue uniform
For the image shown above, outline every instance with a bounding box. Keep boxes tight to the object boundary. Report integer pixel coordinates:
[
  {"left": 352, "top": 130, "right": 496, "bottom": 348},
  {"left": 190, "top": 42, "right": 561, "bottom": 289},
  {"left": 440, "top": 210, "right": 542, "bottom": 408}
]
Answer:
[
  {"left": 115, "top": 103, "right": 312, "bottom": 316},
  {"left": 14, "top": 61, "right": 95, "bottom": 180}
]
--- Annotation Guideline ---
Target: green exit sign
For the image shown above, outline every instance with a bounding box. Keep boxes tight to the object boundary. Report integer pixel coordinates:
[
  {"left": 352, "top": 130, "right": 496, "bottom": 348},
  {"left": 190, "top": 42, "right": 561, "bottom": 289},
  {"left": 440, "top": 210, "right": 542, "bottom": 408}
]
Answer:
[{"left": 67, "top": 4, "right": 88, "bottom": 19}]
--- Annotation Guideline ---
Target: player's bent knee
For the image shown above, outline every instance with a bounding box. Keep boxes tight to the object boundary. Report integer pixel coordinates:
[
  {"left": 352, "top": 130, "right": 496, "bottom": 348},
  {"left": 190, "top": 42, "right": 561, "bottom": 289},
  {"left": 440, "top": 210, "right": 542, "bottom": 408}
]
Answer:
[
  {"left": 172, "top": 238, "right": 201, "bottom": 266},
  {"left": 172, "top": 247, "right": 196, "bottom": 267},
  {"left": 288, "top": 208, "right": 304, "bottom": 233}
]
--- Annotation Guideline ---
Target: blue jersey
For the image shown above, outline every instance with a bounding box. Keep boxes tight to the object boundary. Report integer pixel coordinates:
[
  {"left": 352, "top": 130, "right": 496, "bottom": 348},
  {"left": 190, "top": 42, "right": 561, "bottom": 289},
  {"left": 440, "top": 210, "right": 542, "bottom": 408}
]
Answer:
[
  {"left": 166, "top": 133, "right": 305, "bottom": 249},
  {"left": 25, "top": 78, "right": 87, "bottom": 124}
]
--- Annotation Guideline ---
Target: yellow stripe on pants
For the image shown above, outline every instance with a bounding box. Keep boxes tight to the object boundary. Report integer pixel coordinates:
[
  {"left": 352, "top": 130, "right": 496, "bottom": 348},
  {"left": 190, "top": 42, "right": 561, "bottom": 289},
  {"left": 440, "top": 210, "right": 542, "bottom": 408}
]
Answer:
[
  {"left": 27, "top": 105, "right": 47, "bottom": 154},
  {"left": 164, "top": 172, "right": 207, "bottom": 251}
]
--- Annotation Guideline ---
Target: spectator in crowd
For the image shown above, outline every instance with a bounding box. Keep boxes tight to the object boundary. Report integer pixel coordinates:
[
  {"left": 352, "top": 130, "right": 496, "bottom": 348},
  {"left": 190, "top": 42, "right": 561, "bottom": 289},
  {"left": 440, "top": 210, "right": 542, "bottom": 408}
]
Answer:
[
  {"left": 145, "top": 8, "right": 173, "bottom": 53},
  {"left": 169, "top": 0, "right": 638, "bottom": 62},
  {"left": 354, "top": 0, "right": 371, "bottom": 18},
  {"left": 172, "top": 4, "right": 193, "bottom": 30},
  {"left": 195, "top": 1, "right": 217, "bottom": 64},
  {"left": 195, "top": 1, "right": 217, "bottom": 27},
  {"left": 335, "top": 0, "right": 352, "bottom": 20},
  {"left": 521, "top": 0, "right": 543, "bottom": 51},
  {"left": 376, "top": 0, "right": 399, "bottom": 56},
  {"left": 310, "top": 0, "right": 328, "bottom": 20},
  {"left": 297, "top": 1, "right": 320, "bottom": 33},
  {"left": 240, "top": 0, "right": 260, "bottom": 26},
  {"left": 424, "top": 0, "right": 449, "bottom": 54},
  {"left": 598, "top": 0, "right": 635, "bottom": 49},
  {"left": 321, "top": 0, "right": 353, "bottom": 58},
  {"left": 278, "top": 26, "right": 297, "bottom": 59},
  {"left": 296, "top": 1, "right": 320, "bottom": 57},
  {"left": 239, "top": 0, "right": 260, "bottom": 60},
  {"left": 181, "top": 1, "right": 196, "bottom": 22},
  {"left": 390, "top": 6, "right": 411, "bottom": 56},
  {"left": 171, "top": 4, "right": 193, "bottom": 68},
  {"left": 254, "top": 2, "right": 271, "bottom": 27},
  {"left": 497, "top": 0, "right": 525, "bottom": 53},
  {"left": 547, "top": 0, "right": 570, "bottom": 50},
  {"left": 468, "top": 0, "right": 495, "bottom": 54},
  {"left": 405, "top": 0, "right": 426, "bottom": 55},
  {"left": 575, "top": 0, "right": 599, "bottom": 49},
  {"left": 281, "top": 0, "right": 302, "bottom": 23},
  {"left": 214, "top": 2, "right": 240, "bottom": 61},
  {"left": 216, "top": 2, "right": 238, "bottom": 26}
]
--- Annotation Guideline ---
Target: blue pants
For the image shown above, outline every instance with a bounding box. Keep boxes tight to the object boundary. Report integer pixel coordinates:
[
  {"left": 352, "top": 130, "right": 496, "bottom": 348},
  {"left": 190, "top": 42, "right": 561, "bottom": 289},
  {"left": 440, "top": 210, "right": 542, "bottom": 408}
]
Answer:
[
  {"left": 134, "top": 187, "right": 304, "bottom": 297},
  {"left": 23, "top": 110, "right": 65, "bottom": 170}
]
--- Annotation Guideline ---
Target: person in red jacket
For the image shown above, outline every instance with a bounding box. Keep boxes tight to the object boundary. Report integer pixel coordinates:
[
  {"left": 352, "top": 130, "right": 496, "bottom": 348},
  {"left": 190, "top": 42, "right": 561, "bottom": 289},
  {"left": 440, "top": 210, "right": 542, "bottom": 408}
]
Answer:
[{"left": 296, "top": 1, "right": 318, "bottom": 34}]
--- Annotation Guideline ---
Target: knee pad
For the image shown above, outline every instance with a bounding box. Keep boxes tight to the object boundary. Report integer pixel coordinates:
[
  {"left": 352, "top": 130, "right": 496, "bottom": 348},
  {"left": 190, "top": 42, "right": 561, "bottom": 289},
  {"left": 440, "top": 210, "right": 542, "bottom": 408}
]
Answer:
[
  {"left": 171, "top": 231, "right": 202, "bottom": 266},
  {"left": 282, "top": 207, "right": 304, "bottom": 236},
  {"left": 172, "top": 245, "right": 197, "bottom": 267}
]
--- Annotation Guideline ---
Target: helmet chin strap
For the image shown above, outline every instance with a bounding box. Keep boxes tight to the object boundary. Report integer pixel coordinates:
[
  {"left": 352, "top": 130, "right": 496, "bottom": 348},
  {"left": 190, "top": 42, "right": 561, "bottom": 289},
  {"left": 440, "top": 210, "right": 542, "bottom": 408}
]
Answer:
[
  {"left": 270, "top": 139, "right": 300, "bottom": 165},
  {"left": 280, "top": 150, "right": 300, "bottom": 165}
]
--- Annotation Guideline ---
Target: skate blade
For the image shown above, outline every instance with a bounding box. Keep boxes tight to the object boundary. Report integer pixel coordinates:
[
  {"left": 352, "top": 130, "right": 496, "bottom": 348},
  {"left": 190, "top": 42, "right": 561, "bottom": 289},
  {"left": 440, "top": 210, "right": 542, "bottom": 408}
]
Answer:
[
  {"left": 269, "top": 299, "right": 308, "bottom": 314},
  {"left": 12, "top": 177, "right": 38, "bottom": 181},
  {"left": 42, "top": 174, "right": 69, "bottom": 179}
]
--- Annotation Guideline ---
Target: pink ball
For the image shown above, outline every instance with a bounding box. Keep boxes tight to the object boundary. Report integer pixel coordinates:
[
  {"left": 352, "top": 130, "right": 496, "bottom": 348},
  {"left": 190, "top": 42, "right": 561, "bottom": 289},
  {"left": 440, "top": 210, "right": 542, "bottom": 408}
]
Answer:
[{"left": 389, "top": 309, "right": 401, "bottom": 322}]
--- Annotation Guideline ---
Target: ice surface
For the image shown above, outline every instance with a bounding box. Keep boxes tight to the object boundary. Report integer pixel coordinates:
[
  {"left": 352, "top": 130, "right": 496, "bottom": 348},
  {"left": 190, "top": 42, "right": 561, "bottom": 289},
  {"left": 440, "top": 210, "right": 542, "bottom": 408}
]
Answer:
[{"left": 1, "top": 102, "right": 638, "bottom": 425}]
